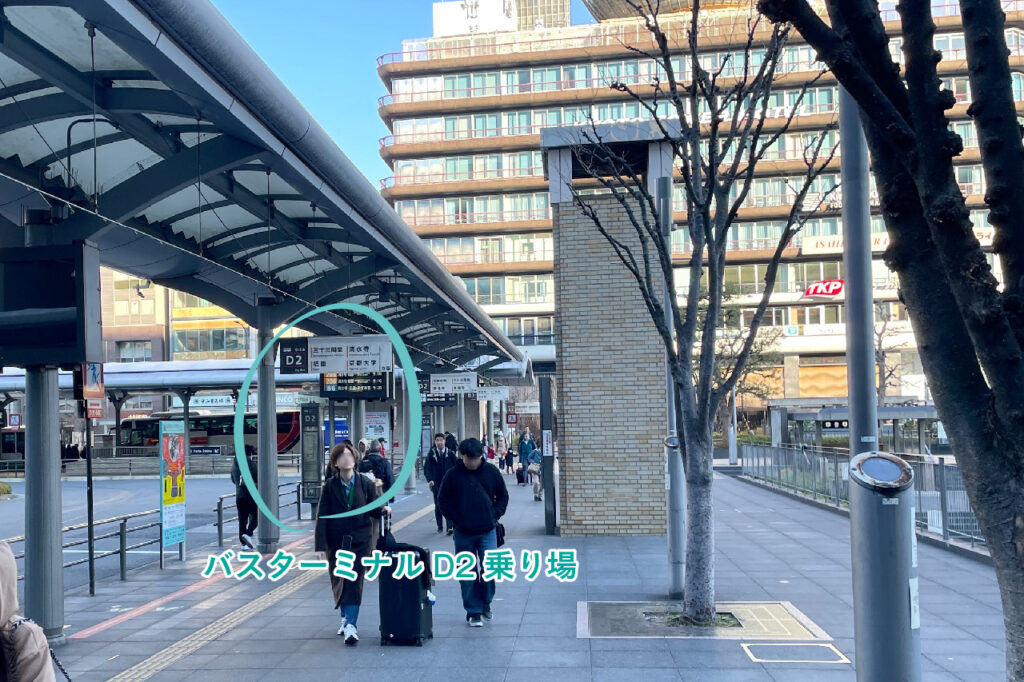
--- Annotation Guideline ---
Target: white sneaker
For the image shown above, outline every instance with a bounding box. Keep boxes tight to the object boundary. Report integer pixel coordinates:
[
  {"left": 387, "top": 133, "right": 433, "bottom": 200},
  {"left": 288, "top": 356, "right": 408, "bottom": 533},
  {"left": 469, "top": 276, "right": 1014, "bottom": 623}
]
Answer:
[
  {"left": 241, "top": 534, "right": 254, "bottom": 549},
  {"left": 336, "top": 618, "right": 347, "bottom": 635},
  {"left": 344, "top": 623, "right": 359, "bottom": 645}
]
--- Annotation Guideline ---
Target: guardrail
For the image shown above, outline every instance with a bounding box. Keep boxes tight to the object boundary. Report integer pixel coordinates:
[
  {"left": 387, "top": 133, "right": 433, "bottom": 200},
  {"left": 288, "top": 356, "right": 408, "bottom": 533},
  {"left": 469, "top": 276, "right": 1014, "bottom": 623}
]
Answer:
[
  {"left": 214, "top": 481, "right": 303, "bottom": 547},
  {"left": 3, "top": 509, "right": 163, "bottom": 583},
  {"left": 2, "top": 482, "right": 306, "bottom": 584},
  {"left": 740, "top": 444, "right": 985, "bottom": 548}
]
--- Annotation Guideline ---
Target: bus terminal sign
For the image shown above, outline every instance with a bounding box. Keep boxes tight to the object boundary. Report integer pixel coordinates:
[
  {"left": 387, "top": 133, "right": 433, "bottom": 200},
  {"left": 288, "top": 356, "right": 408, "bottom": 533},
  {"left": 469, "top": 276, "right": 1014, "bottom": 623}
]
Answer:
[
  {"left": 430, "top": 373, "right": 478, "bottom": 394},
  {"left": 280, "top": 335, "right": 393, "bottom": 374}
]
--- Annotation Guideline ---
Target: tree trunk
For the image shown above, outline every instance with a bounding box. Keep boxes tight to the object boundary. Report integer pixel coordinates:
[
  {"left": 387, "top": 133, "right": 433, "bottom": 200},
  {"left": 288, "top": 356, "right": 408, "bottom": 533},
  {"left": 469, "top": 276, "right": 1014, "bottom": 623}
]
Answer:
[{"left": 682, "top": 423, "right": 715, "bottom": 623}]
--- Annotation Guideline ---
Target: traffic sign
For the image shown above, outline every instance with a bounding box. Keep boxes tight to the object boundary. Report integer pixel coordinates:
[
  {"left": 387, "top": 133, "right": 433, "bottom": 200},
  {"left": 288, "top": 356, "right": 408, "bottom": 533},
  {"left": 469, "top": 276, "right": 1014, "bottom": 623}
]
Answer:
[
  {"left": 9, "top": 414, "right": 21, "bottom": 427},
  {"left": 506, "top": 413, "right": 518, "bottom": 425},
  {"left": 86, "top": 399, "right": 103, "bottom": 419}
]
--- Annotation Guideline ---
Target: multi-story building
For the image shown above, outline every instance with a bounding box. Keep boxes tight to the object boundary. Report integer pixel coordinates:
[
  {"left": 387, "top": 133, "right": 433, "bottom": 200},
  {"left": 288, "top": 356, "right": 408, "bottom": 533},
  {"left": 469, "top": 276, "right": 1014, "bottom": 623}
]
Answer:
[{"left": 377, "top": 0, "right": 1016, "bottom": 410}]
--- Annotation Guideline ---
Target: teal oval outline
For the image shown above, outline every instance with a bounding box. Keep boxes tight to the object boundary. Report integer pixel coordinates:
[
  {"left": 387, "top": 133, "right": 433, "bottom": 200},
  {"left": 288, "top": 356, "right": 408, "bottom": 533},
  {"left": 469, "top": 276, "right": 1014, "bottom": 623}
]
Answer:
[{"left": 232, "top": 303, "right": 422, "bottom": 532}]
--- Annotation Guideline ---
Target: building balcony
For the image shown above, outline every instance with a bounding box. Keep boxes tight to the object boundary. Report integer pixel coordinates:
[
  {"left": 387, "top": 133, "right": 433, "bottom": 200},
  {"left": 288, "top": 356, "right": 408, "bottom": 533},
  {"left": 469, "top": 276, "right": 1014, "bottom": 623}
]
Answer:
[{"left": 376, "top": 9, "right": 1010, "bottom": 79}]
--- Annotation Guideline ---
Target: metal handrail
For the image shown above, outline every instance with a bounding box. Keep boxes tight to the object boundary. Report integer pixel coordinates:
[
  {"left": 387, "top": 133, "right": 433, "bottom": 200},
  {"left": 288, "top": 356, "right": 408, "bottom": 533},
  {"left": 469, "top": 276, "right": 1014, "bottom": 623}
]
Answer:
[
  {"left": 3, "top": 509, "right": 161, "bottom": 582},
  {"left": 213, "top": 481, "right": 303, "bottom": 547},
  {"left": 398, "top": 208, "right": 551, "bottom": 227},
  {"left": 382, "top": 166, "right": 546, "bottom": 188}
]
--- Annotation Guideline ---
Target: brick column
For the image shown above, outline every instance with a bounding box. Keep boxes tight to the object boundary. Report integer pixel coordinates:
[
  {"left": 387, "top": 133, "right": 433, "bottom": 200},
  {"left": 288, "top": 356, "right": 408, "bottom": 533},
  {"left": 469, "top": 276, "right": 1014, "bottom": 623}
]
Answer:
[{"left": 553, "top": 196, "right": 668, "bottom": 535}]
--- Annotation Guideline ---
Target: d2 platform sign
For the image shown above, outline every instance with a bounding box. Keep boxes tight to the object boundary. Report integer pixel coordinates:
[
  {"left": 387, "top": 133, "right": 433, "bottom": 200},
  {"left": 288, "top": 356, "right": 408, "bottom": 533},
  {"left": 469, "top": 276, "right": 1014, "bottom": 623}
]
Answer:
[
  {"left": 280, "top": 335, "right": 393, "bottom": 374},
  {"left": 159, "top": 420, "right": 187, "bottom": 547}
]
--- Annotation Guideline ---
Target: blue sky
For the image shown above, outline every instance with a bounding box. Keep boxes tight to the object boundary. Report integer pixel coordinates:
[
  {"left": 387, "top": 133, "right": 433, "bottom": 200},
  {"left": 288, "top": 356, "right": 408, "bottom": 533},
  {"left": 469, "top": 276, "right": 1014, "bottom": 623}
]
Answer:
[{"left": 210, "top": 0, "right": 595, "bottom": 186}]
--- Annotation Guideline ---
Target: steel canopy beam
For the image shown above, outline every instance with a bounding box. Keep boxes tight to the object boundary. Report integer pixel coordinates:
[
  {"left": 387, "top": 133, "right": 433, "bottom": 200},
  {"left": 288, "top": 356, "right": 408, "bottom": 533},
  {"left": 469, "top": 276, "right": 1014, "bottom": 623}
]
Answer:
[{"left": 59, "top": 134, "right": 264, "bottom": 239}]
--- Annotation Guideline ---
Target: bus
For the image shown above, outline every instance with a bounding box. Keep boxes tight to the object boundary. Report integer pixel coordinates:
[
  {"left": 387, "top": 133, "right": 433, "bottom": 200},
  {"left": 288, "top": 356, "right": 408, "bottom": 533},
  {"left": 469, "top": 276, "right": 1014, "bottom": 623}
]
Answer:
[{"left": 119, "top": 410, "right": 301, "bottom": 455}]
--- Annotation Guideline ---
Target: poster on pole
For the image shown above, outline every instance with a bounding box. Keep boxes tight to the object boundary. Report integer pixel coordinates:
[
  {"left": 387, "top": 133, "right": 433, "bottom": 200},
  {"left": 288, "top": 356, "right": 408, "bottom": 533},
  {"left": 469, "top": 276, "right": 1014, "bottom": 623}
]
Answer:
[
  {"left": 159, "top": 420, "right": 187, "bottom": 547},
  {"left": 364, "top": 412, "right": 390, "bottom": 443}
]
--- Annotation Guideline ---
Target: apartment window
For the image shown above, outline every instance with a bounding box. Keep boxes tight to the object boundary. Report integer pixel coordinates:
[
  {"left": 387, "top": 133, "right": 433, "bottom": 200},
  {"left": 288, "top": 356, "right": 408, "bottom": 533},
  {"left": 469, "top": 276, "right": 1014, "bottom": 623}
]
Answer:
[{"left": 118, "top": 341, "right": 152, "bottom": 363}]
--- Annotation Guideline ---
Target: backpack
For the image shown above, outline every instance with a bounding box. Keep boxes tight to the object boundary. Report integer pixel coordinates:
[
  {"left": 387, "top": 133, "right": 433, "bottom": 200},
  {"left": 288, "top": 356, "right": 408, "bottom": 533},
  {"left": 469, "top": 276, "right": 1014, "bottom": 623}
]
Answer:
[{"left": 359, "top": 455, "right": 389, "bottom": 488}]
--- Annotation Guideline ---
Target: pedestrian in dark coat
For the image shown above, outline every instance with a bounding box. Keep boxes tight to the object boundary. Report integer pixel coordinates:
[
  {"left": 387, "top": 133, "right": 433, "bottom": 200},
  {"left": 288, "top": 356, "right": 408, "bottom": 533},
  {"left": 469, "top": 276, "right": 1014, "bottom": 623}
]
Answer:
[
  {"left": 314, "top": 443, "right": 390, "bottom": 646},
  {"left": 437, "top": 438, "right": 509, "bottom": 627},
  {"left": 424, "top": 434, "right": 457, "bottom": 533},
  {"left": 230, "top": 444, "right": 259, "bottom": 549}
]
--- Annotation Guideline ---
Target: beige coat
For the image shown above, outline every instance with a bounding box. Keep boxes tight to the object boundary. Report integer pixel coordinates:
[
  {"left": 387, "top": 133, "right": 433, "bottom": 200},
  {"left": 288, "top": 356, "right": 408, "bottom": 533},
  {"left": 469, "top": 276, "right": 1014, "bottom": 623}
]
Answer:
[{"left": 1, "top": 542, "right": 56, "bottom": 682}]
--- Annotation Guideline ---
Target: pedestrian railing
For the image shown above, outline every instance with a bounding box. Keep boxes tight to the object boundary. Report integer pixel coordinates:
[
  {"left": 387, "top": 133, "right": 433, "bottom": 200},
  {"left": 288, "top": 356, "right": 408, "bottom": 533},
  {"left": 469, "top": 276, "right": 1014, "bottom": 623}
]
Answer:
[
  {"left": 740, "top": 444, "right": 986, "bottom": 548},
  {"left": 3, "top": 482, "right": 306, "bottom": 583},
  {"left": 2, "top": 509, "right": 162, "bottom": 582},
  {"left": 213, "top": 481, "right": 303, "bottom": 547}
]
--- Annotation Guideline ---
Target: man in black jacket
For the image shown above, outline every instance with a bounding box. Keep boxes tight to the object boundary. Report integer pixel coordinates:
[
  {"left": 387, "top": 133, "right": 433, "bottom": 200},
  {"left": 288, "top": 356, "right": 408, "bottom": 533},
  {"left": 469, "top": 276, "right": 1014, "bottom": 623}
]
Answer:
[
  {"left": 424, "top": 433, "right": 457, "bottom": 534},
  {"left": 230, "top": 444, "right": 259, "bottom": 549},
  {"left": 437, "top": 437, "right": 509, "bottom": 627}
]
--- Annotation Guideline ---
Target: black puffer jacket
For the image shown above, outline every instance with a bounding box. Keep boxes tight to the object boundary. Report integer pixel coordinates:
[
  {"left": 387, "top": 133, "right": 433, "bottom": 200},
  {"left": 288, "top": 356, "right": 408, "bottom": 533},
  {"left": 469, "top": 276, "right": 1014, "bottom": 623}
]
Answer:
[{"left": 437, "top": 459, "right": 509, "bottom": 535}]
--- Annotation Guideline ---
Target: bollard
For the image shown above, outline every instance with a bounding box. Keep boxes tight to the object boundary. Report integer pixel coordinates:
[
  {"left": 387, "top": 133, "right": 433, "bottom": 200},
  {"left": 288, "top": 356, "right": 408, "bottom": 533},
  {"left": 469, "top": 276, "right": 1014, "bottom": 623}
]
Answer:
[
  {"left": 938, "top": 457, "right": 950, "bottom": 546},
  {"left": 296, "top": 486, "right": 302, "bottom": 521},
  {"left": 119, "top": 519, "right": 127, "bottom": 580},
  {"left": 217, "top": 499, "right": 224, "bottom": 548},
  {"left": 833, "top": 452, "right": 841, "bottom": 505},
  {"left": 849, "top": 452, "right": 921, "bottom": 682}
]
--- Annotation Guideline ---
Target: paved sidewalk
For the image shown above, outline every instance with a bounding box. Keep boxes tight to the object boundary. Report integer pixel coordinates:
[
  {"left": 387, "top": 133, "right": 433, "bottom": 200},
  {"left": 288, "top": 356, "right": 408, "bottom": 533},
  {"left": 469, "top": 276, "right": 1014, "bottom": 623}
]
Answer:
[{"left": 48, "top": 471, "right": 1004, "bottom": 681}]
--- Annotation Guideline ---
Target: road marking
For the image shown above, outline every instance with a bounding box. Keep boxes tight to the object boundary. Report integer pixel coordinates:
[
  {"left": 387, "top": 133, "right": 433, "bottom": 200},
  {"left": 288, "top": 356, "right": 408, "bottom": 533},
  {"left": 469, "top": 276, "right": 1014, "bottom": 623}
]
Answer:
[{"left": 101, "top": 502, "right": 435, "bottom": 681}]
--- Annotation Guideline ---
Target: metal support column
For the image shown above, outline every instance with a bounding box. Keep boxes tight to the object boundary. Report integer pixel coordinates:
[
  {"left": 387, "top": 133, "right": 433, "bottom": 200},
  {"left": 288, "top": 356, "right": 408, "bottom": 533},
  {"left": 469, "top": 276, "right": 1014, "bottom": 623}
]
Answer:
[
  {"left": 657, "top": 175, "right": 685, "bottom": 600},
  {"left": 456, "top": 393, "right": 465, "bottom": 442},
  {"left": 728, "top": 385, "right": 738, "bottom": 465},
  {"left": 434, "top": 406, "right": 443, "bottom": 434},
  {"left": 350, "top": 400, "right": 365, "bottom": 444},
  {"left": 840, "top": 86, "right": 879, "bottom": 456},
  {"left": 849, "top": 452, "right": 921, "bottom": 681},
  {"left": 256, "top": 297, "right": 279, "bottom": 554},
  {"left": 108, "top": 391, "right": 127, "bottom": 456},
  {"left": 24, "top": 366, "right": 64, "bottom": 643},
  {"left": 328, "top": 399, "right": 337, "bottom": 451},
  {"left": 85, "top": 407, "right": 95, "bottom": 595},
  {"left": 403, "top": 376, "right": 417, "bottom": 493},
  {"left": 539, "top": 377, "right": 556, "bottom": 535}
]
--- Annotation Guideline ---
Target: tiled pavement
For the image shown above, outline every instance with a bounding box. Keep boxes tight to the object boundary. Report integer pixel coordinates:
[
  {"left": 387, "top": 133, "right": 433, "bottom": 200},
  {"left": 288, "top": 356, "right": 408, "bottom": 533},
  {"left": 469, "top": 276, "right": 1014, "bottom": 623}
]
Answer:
[{"left": 46, "top": 471, "right": 1004, "bottom": 681}]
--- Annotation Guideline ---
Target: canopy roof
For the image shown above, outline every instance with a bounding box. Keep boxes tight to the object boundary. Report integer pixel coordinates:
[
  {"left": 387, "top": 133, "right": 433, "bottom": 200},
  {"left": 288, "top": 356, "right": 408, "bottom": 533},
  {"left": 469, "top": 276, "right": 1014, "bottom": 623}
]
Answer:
[{"left": 0, "top": 0, "right": 521, "bottom": 371}]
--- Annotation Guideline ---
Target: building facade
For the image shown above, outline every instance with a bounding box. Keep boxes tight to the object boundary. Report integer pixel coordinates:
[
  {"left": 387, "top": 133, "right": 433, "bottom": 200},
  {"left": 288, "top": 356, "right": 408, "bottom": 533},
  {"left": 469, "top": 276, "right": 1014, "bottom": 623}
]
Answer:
[{"left": 378, "top": 0, "right": 1016, "bottom": 411}]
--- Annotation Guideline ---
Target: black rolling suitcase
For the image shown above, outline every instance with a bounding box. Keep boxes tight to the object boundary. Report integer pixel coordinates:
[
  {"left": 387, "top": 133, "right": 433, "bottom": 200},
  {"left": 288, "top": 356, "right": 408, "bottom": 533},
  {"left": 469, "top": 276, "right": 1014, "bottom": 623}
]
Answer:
[
  {"left": 516, "top": 465, "right": 527, "bottom": 486},
  {"left": 377, "top": 517, "right": 433, "bottom": 646}
]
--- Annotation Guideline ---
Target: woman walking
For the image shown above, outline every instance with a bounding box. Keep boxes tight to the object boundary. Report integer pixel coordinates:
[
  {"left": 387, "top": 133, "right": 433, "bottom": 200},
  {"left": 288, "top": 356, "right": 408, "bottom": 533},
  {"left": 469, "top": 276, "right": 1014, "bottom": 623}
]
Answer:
[{"left": 315, "top": 443, "right": 390, "bottom": 646}]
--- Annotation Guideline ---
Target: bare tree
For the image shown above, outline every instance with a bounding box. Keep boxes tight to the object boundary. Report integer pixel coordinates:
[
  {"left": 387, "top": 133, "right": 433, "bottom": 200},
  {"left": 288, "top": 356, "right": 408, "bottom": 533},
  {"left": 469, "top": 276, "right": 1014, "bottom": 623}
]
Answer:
[
  {"left": 874, "top": 302, "right": 902, "bottom": 404},
  {"left": 564, "top": 0, "right": 837, "bottom": 622},
  {"left": 757, "top": 0, "right": 1024, "bottom": 676}
]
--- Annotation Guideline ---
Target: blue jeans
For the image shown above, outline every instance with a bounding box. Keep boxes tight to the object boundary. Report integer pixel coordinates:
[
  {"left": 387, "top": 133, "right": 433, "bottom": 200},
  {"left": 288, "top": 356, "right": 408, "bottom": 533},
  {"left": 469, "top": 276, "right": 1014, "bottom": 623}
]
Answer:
[
  {"left": 453, "top": 528, "right": 497, "bottom": 616},
  {"left": 341, "top": 604, "right": 359, "bottom": 627}
]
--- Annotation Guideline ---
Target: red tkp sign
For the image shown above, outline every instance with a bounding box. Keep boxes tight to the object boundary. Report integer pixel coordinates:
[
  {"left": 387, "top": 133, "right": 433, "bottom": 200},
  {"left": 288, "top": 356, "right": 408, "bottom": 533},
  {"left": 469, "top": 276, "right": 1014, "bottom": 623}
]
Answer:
[{"left": 804, "top": 279, "right": 845, "bottom": 297}]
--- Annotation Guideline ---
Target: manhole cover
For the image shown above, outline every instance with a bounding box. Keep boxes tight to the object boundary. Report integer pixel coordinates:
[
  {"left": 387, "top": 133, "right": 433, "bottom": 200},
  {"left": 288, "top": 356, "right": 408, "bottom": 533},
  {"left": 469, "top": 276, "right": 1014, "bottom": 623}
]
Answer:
[{"left": 578, "top": 601, "right": 831, "bottom": 640}]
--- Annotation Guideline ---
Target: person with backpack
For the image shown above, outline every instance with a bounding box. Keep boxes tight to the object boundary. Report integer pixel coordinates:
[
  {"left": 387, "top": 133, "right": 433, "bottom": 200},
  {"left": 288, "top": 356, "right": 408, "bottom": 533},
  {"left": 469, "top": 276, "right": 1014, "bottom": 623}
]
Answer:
[
  {"left": 315, "top": 443, "right": 390, "bottom": 646},
  {"left": 359, "top": 439, "right": 395, "bottom": 503},
  {"left": 424, "top": 434, "right": 457, "bottom": 534},
  {"left": 230, "top": 444, "right": 259, "bottom": 549},
  {"left": 1, "top": 541, "right": 56, "bottom": 681},
  {"left": 437, "top": 438, "right": 508, "bottom": 628}
]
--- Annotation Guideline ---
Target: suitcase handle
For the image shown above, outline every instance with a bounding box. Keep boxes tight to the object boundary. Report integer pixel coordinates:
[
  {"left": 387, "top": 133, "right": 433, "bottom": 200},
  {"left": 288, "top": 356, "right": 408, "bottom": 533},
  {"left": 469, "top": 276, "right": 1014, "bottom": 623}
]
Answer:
[{"left": 381, "top": 509, "right": 391, "bottom": 537}]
